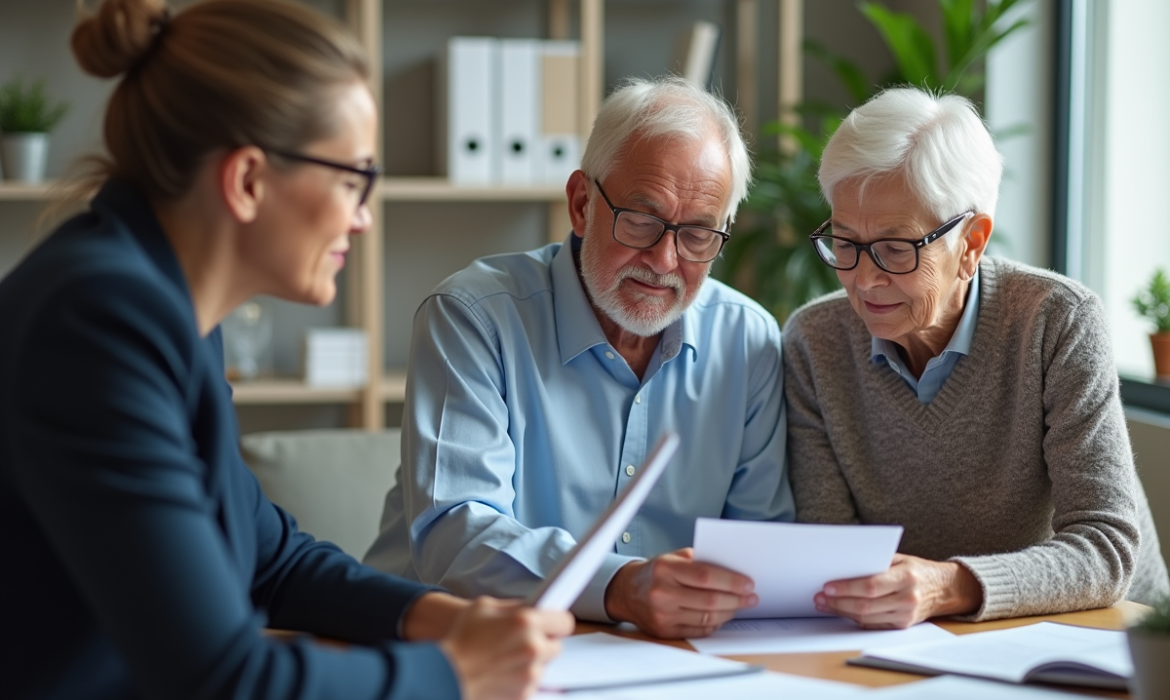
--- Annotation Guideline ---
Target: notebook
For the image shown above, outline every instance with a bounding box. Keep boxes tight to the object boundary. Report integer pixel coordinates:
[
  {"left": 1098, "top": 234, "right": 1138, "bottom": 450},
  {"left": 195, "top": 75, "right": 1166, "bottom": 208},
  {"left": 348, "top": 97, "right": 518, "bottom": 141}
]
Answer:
[{"left": 848, "top": 622, "right": 1132, "bottom": 690}]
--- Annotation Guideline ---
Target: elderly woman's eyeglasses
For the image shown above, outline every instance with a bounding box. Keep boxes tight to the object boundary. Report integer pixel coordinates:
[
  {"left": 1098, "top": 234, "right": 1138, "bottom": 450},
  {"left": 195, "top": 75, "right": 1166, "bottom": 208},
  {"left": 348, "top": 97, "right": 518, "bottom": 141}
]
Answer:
[
  {"left": 809, "top": 212, "right": 973, "bottom": 275},
  {"left": 267, "top": 149, "right": 382, "bottom": 209},
  {"left": 594, "top": 180, "right": 730, "bottom": 263}
]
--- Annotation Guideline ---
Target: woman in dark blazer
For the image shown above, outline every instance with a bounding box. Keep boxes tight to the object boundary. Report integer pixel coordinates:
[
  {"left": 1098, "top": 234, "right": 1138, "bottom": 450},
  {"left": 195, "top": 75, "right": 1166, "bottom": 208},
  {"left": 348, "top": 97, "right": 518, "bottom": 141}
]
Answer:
[{"left": 0, "top": 1, "right": 571, "bottom": 699}]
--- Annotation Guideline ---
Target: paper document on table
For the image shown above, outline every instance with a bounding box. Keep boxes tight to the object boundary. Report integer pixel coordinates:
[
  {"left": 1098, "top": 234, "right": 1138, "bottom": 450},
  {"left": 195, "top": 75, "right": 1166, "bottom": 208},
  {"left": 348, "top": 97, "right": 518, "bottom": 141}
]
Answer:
[
  {"left": 868, "top": 674, "right": 1091, "bottom": 699},
  {"left": 536, "top": 668, "right": 866, "bottom": 699},
  {"left": 687, "top": 616, "right": 953, "bottom": 655},
  {"left": 528, "top": 432, "right": 678, "bottom": 611},
  {"left": 538, "top": 633, "right": 761, "bottom": 692},
  {"left": 850, "top": 622, "right": 1132, "bottom": 690},
  {"left": 693, "top": 519, "right": 903, "bottom": 618}
]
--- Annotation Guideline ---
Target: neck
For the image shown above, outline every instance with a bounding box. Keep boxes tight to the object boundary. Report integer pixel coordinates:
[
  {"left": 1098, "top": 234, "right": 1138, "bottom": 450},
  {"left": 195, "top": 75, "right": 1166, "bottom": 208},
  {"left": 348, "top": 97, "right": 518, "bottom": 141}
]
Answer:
[
  {"left": 895, "top": 278, "right": 971, "bottom": 378},
  {"left": 153, "top": 196, "right": 255, "bottom": 337}
]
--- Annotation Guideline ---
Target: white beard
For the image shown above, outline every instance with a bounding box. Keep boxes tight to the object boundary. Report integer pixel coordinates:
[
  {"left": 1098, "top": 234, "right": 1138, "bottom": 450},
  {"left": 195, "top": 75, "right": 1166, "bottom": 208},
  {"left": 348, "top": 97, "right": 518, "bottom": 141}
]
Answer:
[{"left": 579, "top": 221, "right": 706, "bottom": 337}]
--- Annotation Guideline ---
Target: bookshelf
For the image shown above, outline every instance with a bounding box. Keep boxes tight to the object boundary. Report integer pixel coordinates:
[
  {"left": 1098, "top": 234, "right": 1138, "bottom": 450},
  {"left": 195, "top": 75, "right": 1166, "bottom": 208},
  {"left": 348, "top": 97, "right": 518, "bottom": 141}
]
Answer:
[{"left": 0, "top": 0, "right": 774, "bottom": 431}]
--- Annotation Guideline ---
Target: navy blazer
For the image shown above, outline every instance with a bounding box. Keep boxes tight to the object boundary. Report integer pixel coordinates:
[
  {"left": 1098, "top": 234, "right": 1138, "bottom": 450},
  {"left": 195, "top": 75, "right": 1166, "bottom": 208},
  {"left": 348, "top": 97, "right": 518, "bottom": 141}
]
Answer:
[{"left": 0, "top": 180, "right": 460, "bottom": 700}]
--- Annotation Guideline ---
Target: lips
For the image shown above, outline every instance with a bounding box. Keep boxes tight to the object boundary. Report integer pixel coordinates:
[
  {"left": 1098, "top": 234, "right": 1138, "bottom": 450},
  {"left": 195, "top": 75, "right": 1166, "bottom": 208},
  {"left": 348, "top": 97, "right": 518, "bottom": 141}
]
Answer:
[{"left": 863, "top": 300, "right": 901, "bottom": 314}]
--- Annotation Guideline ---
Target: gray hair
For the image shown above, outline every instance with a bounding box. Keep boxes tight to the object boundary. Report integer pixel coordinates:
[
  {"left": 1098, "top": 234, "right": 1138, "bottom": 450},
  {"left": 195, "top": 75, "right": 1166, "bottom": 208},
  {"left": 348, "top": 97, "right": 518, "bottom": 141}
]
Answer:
[
  {"left": 819, "top": 87, "right": 1004, "bottom": 243},
  {"left": 580, "top": 76, "right": 751, "bottom": 223}
]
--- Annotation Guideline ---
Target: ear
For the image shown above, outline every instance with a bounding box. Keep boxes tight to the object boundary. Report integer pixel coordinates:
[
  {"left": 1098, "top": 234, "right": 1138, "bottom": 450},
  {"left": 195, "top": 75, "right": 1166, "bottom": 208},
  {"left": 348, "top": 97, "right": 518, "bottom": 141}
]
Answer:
[
  {"left": 958, "top": 213, "right": 993, "bottom": 280},
  {"left": 566, "top": 169, "right": 591, "bottom": 237},
  {"left": 220, "top": 146, "right": 268, "bottom": 224}
]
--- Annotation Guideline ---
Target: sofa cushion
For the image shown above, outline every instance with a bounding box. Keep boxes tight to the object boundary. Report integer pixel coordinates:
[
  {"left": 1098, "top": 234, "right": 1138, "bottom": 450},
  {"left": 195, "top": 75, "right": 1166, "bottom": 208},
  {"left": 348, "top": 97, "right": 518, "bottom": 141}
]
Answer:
[{"left": 240, "top": 428, "right": 399, "bottom": 559}]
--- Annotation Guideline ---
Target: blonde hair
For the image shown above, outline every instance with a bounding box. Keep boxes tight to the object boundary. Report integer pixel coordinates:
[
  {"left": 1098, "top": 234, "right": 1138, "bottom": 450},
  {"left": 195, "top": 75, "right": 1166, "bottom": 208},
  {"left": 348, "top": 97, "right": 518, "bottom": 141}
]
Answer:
[{"left": 69, "top": 0, "right": 369, "bottom": 201}]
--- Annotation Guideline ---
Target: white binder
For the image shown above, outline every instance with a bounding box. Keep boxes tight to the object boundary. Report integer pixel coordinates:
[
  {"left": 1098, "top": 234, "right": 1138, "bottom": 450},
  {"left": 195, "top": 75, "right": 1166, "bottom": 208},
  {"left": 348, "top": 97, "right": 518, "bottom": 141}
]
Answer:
[
  {"left": 498, "top": 39, "right": 540, "bottom": 185},
  {"left": 436, "top": 37, "right": 498, "bottom": 184},
  {"left": 539, "top": 40, "right": 581, "bottom": 186}
]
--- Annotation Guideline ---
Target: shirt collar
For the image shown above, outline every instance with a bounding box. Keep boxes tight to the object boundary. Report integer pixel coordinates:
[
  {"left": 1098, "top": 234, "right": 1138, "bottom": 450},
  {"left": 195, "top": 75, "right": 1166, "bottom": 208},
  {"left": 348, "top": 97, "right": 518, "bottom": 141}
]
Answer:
[
  {"left": 871, "top": 268, "right": 981, "bottom": 365},
  {"left": 551, "top": 233, "right": 695, "bottom": 365}
]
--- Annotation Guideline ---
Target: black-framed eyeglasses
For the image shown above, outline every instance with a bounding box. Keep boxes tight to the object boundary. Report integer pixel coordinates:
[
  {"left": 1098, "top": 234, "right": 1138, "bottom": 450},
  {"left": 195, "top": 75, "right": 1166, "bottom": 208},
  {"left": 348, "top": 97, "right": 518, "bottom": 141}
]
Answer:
[
  {"left": 594, "top": 179, "right": 730, "bottom": 263},
  {"left": 267, "top": 149, "right": 382, "bottom": 209},
  {"left": 809, "top": 211, "right": 973, "bottom": 275}
]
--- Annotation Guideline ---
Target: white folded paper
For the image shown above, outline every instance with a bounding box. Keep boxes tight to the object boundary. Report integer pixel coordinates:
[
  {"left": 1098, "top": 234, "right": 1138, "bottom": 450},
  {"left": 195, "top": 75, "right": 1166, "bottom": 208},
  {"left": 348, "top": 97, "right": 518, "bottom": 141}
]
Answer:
[{"left": 692, "top": 519, "right": 903, "bottom": 618}]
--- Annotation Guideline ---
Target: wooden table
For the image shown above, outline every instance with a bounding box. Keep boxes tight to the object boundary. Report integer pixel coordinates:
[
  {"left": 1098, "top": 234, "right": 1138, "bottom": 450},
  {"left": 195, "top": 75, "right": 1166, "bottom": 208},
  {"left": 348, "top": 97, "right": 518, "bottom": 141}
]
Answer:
[{"left": 577, "top": 601, "right": 1149, "bottom": 698}]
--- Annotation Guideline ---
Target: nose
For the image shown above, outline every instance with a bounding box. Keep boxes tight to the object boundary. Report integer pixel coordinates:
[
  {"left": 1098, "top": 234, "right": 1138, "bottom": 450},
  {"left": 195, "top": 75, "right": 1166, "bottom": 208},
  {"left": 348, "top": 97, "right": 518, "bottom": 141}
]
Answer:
[
  {"left": 642, "top": 229, "right": 680, "bottom": 274},
  {"left": 350, "top": 202, "right": 373, "bottom": 235},
  {"left": 852, "top": 249, "right": 887, "bottom": 290}
]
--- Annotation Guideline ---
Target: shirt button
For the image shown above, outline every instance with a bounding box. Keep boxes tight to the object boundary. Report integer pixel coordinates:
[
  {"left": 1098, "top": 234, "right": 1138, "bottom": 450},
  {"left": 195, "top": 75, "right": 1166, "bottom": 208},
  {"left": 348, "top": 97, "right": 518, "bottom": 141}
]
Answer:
[
  {"left": 634, "top": 394, "right": 642, "bottom": 404},
  {"left": 621, "top": 532, "right": 631, "bottom": 544},
  {"left": 625, "top": 464, "right": 636, "bottom": 477},
  {"left": 605, "top": 351, "right": 615, "bottom": 360}
]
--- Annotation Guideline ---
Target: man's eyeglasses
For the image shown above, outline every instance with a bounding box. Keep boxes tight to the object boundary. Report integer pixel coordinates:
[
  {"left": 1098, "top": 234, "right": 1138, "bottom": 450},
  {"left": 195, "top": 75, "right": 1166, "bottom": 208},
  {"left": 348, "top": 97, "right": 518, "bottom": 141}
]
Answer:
[
  {"left": 267, "top": 149, "right": 382, "bottom": 209},
  {"left": 809, "top": 211, "right": 972, "bottom": 275},
  {"left": 594, "top": 179, "right": 730, "bottom": 263}
]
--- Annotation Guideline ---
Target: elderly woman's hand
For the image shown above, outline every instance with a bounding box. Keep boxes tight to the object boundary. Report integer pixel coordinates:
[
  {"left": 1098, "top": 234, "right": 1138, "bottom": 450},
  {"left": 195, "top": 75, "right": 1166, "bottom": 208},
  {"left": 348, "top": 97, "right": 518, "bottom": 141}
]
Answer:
[{"left": 813, "top": 554, "right": 983, "bottom": 629}]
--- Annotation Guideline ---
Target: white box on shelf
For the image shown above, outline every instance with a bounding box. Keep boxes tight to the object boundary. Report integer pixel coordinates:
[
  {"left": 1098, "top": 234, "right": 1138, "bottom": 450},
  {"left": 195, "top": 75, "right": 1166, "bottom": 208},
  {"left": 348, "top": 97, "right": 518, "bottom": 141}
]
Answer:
[
  {"left": 436, "top": 37, "right": 499, "bottom": 184},
  {"left": 499, "top": 38, "right": 541, "bottom": 185},
  {"left": 303, "top": 328, "right": 368, "bottom": 388}
]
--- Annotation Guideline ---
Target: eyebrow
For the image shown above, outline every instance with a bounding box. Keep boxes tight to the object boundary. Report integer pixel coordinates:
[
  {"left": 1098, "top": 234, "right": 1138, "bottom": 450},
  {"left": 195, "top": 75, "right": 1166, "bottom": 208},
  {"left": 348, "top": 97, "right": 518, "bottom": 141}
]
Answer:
[
  {"left": 626, "top": 193, "right": 723, "bottom": 229},
  {"left": 829, "top": 220, "right": 918, "bottom": 238}
]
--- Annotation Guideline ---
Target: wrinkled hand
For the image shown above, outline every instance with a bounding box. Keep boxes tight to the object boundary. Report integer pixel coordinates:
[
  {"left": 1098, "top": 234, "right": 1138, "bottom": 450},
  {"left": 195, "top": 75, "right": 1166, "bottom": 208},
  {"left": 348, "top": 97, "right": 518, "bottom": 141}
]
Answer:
[
  {"left": 815, "top": 554, "right": 982, "bottom": 629},
  {"left": 604, "top": 548, "right": 757, "bottom": 639},
  {"left": 439, "top": 597, "right": 574, "bottom": 700}
]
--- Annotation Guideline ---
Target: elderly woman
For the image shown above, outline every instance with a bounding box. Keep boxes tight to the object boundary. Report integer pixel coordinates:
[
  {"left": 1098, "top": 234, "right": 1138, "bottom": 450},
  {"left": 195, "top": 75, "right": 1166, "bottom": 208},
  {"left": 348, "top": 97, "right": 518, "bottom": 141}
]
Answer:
[{"left": 784, "top": 87, "right": 1169, "bottom": 628}]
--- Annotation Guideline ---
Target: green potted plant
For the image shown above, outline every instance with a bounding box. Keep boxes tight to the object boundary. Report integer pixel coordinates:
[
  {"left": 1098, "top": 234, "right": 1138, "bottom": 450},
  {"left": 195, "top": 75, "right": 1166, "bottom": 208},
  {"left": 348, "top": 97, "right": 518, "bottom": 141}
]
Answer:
[
  {"left": 716, "top": 0, "right": 1030, "bottom": 324},
  {"left": 1131, "top": 268, "right": 1170, "bottom": 379},
  {"left": 1128, "top": 596, "right": 1170, "bottom": 700},
  {"left": 0, "top": 75, "right": 71, "bottom": 184}
]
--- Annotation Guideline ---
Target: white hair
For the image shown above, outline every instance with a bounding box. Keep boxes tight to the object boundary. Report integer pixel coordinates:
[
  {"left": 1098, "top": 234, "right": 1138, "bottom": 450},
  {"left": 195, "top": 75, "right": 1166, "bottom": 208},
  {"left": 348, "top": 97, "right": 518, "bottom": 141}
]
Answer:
[
  {"left": 819, "top": 87, "right": 1004, "bottom": 245},
  {"left": 580, "top": 76, "right": 751, "bottom": 223}
]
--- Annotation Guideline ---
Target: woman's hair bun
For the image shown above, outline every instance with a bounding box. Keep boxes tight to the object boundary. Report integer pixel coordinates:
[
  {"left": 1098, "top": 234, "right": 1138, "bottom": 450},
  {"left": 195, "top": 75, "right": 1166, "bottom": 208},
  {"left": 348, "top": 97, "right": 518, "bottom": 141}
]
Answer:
[{"left": 72, "top": 0, "right": 170, "bottom": 79}]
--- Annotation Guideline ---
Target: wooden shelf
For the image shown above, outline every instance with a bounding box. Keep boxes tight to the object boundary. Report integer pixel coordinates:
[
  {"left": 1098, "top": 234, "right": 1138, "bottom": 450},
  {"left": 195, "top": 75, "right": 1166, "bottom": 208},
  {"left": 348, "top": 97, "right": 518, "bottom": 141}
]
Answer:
[
  {"left": 381, "top": 177, "right": 566, "bottom": 202},
  {"left": 0, "top": 182, "right": 53, "bottom": 200},
  {"left": 229, "top": 369, "right": 408, "bottom": 405},
  {"left": 230, "top": 377, "right": 362, "bottom": 404}
]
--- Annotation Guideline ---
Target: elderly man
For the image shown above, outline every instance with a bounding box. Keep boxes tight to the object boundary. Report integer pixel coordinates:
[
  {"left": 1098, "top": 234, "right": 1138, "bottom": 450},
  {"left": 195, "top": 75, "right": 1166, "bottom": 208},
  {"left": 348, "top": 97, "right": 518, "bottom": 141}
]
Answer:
[{"left": 365, "top": 77, "right": 793, "bottom": 638}]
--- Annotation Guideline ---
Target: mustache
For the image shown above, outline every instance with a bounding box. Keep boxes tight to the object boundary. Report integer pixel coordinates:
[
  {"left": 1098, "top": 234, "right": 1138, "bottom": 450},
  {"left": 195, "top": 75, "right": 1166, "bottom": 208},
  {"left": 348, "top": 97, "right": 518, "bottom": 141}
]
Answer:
[{"left": 616, "top": 265, "right": 684, "bottom": 292}]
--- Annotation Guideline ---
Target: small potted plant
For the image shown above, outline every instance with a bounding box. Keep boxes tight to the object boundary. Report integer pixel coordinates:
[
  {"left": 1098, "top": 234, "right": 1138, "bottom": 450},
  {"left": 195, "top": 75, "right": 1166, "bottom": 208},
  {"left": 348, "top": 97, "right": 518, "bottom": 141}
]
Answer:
[
  {"left": 1128, "top": 596, "right": 1170, "bottom": 700},
  {"left": 1131, "top": 268, "right": 1170, "bottom": 379},
  {"left": 0, "top": 75, "right": 71, "bottom": 184}
]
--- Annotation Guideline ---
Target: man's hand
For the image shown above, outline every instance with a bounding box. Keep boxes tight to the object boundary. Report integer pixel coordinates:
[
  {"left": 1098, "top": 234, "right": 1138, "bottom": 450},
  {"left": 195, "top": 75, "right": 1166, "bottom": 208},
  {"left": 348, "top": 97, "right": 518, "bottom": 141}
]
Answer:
[
  {"left": 814, "top": 554, "right": 982, "bottom": 629},
  {"left": 604, "top": 548, "right": 757, "bottom": 639}
]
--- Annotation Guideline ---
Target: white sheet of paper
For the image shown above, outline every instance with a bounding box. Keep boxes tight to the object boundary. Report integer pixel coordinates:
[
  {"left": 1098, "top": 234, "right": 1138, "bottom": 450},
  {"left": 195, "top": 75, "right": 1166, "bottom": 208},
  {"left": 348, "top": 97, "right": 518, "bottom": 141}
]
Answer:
[
  {"left": 539, "top": 632, "right": 759, "bottom": 692},
  {"left": 692, "top": 519, "right": 904, "bottom": 618},
  {"left": 535, "top": 669, "right": 867, "bottom": 700},
  {"left": 687, "top": 616, "right": 954, "bottom": 655},
  {"left": 528, "top": 432, "right": 678, "bottom": 610},
  {"left": 868, "top": 675, "right": 1091, "bottom": 699}
]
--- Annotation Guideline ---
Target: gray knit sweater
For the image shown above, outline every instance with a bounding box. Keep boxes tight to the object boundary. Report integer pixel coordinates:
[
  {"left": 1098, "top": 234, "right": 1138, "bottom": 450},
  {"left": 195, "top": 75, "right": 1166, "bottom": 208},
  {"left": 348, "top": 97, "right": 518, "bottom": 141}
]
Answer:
[{"left": 783, "top": 257, "right": 1169, "bottom": 621}]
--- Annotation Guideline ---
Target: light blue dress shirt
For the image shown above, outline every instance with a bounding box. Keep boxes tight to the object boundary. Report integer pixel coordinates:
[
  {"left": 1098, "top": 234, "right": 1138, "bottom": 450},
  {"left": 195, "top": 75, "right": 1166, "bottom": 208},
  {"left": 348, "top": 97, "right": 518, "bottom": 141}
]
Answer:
[
  {"left": 364, "top": 235, "right": 794, "bottom": 621},
  {"left": 871, "top": 271, "right": 981, "bottom": 404}
]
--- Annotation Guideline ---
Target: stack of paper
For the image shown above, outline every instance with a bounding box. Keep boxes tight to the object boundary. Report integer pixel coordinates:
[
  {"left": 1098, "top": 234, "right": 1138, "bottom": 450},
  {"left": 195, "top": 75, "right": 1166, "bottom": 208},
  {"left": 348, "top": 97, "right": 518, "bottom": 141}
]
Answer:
[{"left": 687, "top": 617, "right": 953, "bottom": 656}]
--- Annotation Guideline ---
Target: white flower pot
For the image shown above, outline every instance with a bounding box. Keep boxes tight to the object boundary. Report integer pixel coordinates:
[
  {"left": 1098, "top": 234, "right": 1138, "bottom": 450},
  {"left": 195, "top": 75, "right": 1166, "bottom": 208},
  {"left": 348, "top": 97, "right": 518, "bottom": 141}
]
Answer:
[
  {"left": 0, "top": 133, "right": 49, "bottom": 184},
  {"left": 1128, "top": 629, "right": 1170, "bottom": 700}
]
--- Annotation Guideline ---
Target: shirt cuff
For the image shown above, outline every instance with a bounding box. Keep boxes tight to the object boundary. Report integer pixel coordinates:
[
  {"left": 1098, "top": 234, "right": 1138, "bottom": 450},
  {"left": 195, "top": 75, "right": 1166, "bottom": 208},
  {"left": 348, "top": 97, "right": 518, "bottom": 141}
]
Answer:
[
  {"left": 948, "top": 556, "right": 1019, "bottom": 622},
  {"left": 384, "top": 641, "right": 461, "bottom": 700},
  {"left": 570, "top": 553, "right": 640, "bottom": 623}
]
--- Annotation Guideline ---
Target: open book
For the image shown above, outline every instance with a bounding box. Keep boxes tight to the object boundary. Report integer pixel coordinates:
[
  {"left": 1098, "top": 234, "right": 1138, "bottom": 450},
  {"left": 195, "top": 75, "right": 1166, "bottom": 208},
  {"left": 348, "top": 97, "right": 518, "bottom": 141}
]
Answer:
[{"left": 848, "top": 622, "right": 1132, "bottom": 690}]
